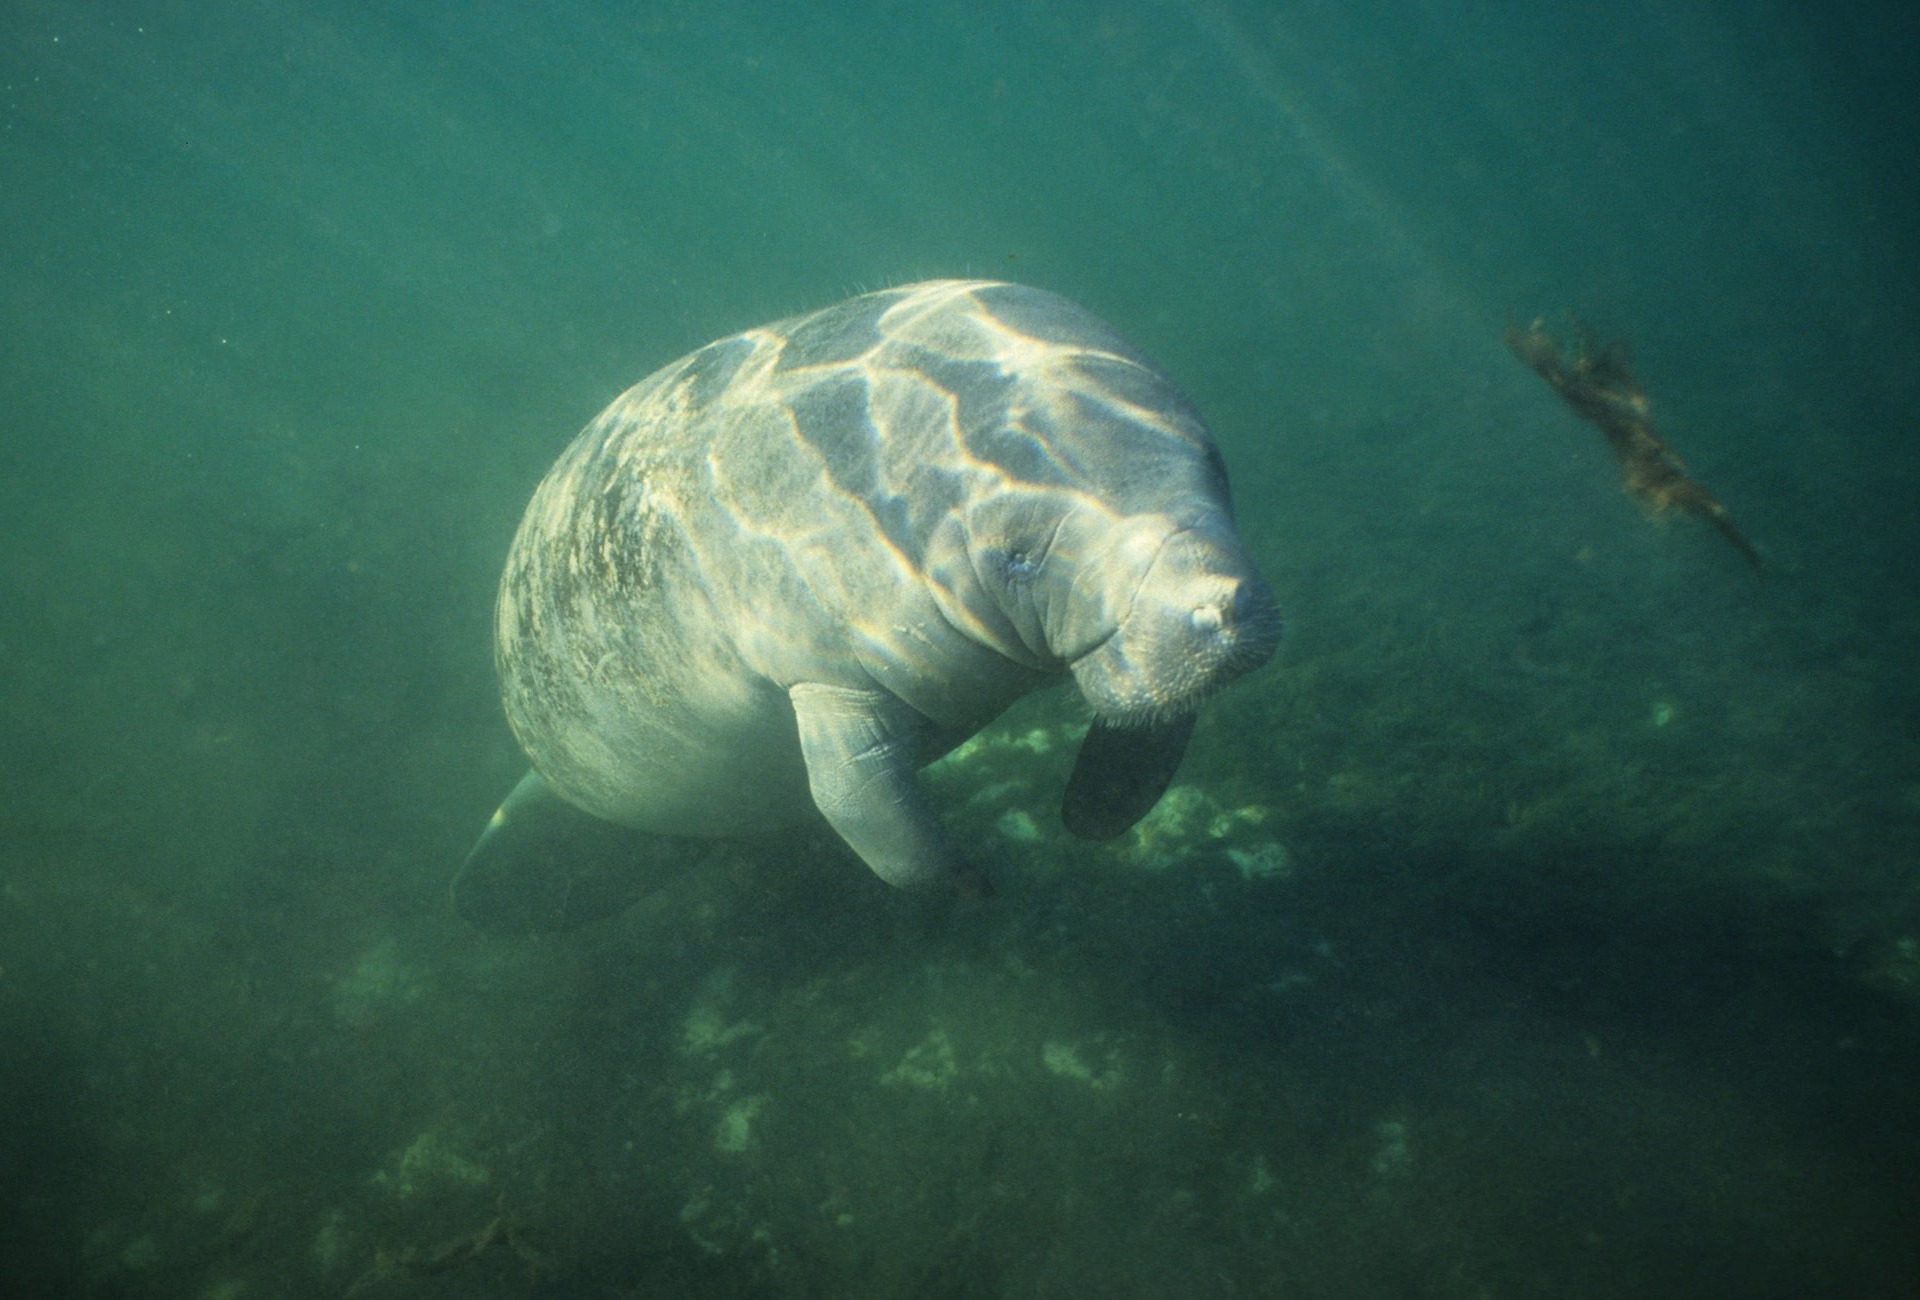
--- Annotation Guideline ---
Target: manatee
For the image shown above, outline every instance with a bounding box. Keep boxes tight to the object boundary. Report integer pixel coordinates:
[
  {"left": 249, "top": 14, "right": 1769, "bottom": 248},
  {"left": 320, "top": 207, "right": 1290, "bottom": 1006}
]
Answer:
[{"left": 456, "top": 280, "right": 1280, "bottom": 933}]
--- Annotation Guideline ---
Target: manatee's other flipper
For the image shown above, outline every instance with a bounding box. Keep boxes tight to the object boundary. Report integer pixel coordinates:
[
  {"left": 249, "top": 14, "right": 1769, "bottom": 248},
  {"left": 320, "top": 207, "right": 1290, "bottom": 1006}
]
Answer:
[
  {"left": 454, "top": 769, "right": 676, "bottom": 936},
  {"left": 790, "top": 682, "right": 979, "bottom": 894},
  {"left": 1061, "top": 714, "right": 1196, "bottom": 840}
]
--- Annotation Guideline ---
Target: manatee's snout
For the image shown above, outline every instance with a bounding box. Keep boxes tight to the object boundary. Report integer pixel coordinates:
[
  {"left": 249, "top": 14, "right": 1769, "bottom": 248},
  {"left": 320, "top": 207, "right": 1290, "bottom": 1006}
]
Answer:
[
  {"left": 1072, "top": 526, "right": 1281, "bottom": 725},
  {"left": 1170, "top": 561, "right": 1283, "bottom": 692},
  {"left": 1186, "top": 568, "right": 1281, "bottom": 658}
]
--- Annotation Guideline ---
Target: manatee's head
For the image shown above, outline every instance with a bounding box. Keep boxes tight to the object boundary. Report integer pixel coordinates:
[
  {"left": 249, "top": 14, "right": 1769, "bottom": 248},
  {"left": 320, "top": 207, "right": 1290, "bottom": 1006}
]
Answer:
[
  {"left": 1061, "top": 512, "right": 1281, "bottom": 725},
  {"left": 959, "top": 492, "right": 1280, "bottom": 726},
  {"left": 922, "top": 281, "right": 1280, "bottom": 721}
]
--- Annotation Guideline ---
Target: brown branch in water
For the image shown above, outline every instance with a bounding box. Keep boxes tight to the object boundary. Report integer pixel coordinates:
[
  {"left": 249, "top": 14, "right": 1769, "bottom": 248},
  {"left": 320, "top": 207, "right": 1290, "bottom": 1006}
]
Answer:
[{"left": 1505, "top": 314, "right": 1760, "bottom": 569}]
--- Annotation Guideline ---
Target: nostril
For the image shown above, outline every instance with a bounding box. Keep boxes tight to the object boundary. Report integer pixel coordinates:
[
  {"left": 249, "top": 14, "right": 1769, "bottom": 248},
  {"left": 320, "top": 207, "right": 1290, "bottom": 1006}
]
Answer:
[{"left": 1190, "top": 604, "right": 1224, "bottom": 634}]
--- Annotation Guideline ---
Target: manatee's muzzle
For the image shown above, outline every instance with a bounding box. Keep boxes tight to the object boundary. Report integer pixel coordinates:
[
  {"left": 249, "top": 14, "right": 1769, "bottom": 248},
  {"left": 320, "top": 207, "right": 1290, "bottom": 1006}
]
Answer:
[{"left": 1070, "top": 531, "right": 1281, "bottom": 726}]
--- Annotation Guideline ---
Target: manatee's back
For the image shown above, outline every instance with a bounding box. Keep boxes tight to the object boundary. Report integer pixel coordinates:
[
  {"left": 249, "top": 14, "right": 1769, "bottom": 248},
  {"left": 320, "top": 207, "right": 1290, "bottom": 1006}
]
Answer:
[{"left": 492, "top": 330, "right": 820, "bottom": 832}]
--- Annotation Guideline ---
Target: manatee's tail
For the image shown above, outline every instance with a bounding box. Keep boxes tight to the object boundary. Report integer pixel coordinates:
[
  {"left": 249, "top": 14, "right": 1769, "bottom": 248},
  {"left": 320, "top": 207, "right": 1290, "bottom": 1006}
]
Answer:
[{"left": 453, "top": 769, "right": 698, "bottom": 936}]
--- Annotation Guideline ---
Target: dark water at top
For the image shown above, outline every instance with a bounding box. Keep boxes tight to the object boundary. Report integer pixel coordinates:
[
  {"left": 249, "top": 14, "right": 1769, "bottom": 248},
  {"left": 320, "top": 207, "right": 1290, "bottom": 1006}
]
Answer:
[{"left": 3, "top": 2, "right": 1916, "bottom": 1296}]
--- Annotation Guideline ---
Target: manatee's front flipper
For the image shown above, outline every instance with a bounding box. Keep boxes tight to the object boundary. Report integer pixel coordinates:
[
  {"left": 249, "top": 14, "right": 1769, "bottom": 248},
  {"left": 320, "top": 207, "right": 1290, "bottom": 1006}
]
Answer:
[
  {"left": 454, "top": 769, "right": 672, "bottom": 936},
  {"left": 1061, "top": 714, "right": 1197, "bottom": 840},
  {"left": 789, "top": 683, "right": 987, "bottom": 897}
]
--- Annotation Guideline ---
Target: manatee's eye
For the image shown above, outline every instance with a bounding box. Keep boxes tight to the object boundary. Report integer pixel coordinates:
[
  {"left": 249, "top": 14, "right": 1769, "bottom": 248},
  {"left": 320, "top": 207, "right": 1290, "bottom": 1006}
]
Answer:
[{"left": 995, "top": 548, "right": 1038, "bottom": 582}]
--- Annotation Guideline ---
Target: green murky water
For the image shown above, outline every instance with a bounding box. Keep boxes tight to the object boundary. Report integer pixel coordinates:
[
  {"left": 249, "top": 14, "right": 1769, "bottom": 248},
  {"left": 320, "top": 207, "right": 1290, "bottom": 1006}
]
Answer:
[{"left": 3, "top": 3, "right": 1916, "bottom": 1295}]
